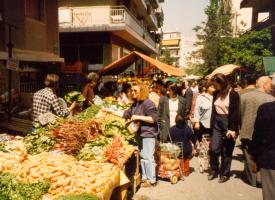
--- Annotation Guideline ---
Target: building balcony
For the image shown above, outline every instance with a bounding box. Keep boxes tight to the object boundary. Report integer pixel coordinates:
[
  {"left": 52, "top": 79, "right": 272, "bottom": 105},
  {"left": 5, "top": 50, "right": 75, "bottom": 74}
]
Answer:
[
  {"left": 248, "top": 17, "right": 273, "bottom": 31},
  {"left": 58, "top": 6, "right": 157, "bottom": 53}
]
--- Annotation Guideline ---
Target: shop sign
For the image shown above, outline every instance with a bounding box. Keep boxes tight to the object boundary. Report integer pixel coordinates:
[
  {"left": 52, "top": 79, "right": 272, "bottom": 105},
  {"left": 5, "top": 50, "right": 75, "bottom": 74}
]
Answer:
[{"left": 6, "top": 59, "right": 19, "bottom": 71}]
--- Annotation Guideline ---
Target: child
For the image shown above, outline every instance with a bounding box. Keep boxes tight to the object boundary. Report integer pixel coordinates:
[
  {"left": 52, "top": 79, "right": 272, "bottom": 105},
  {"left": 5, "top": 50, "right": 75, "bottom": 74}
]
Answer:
[{"left": 169, "top": 114, "right": 196, "bottom": 176}]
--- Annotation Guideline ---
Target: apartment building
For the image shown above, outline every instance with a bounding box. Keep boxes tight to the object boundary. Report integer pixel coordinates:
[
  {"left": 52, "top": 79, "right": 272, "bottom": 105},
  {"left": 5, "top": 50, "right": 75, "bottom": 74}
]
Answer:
[
  {"left": 240, "top": 0, "right": 275, "bottom": 54},
  {"left": 161, "top": 31, "right": 181, "bottom": 67},
  {"left": 232, "top": 0, "right": 252, "bottom": 35},
  {"left": 58, "top": 0, "right": 164, "bottom": 72},
  {"left": 0, "top": 0, "right": 62, "bottom": 116}
]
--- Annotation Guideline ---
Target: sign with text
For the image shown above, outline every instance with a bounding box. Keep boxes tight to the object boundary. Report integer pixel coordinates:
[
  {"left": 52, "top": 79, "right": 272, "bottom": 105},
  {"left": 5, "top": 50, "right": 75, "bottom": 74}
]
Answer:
[{"left": 6, "top": 59, "right": 19, "bottom": 71}]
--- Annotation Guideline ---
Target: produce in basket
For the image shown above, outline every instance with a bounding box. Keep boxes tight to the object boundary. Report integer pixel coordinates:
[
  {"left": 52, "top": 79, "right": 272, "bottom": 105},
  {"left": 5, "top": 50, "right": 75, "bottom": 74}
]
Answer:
[{"left": 159, "top": 143, "right": 181, "bottom": 158}]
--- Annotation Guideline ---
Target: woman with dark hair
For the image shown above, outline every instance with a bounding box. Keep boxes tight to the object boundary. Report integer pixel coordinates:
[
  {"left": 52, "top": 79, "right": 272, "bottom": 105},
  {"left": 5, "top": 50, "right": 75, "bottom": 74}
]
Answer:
[
  {"left": 158, "top": 83, "right": 187, "bottom": 142},
  {"left": 208, "top": 73, "right": 240, "bottom": 183}
]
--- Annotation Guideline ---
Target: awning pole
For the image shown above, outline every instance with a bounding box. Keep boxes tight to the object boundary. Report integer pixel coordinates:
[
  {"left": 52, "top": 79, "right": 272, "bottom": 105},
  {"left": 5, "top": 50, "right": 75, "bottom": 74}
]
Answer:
[{"left": 7, "top": 24, "right": 13, "bottom": 122}]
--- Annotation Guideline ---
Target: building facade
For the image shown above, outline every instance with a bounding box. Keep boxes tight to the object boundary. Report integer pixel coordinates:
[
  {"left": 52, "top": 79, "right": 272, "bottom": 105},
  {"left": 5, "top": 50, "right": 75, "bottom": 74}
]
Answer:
[
  {"left": 58, "top": 0, "right": 164, "bottom": 73},
  {"left": 240, "top": 0, "right": 275, "bottom": 54},
  {"left": 232, "top": 0, "right": 252, "bottom": 35},
  {"left": 161, "top": 31, "right": 181, "bottom": 67},
  {"left": 0, "top": 0, "right": 62, "bottom": 121}
]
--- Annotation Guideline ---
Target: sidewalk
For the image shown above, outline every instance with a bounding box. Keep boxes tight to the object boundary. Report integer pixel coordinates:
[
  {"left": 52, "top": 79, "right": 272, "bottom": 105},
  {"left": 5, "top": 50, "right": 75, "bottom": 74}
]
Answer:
[{"left": 133, "top": 146, "right": 262, "bottom": 200}]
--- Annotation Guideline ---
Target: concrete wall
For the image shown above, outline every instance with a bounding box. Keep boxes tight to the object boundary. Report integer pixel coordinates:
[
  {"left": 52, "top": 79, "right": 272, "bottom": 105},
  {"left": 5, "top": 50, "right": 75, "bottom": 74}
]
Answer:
[
  {"left": 59, "top": 0, "right": 117, "bottom": 7},
  {"left": 1, "top": 0, "right": 59, "bottom": 54}
]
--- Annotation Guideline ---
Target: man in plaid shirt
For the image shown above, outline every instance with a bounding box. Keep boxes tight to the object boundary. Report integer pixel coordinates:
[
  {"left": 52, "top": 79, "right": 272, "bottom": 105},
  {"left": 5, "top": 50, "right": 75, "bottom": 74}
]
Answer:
[{"left": 32, "top": 74, "right": 76, "bottom": 122}]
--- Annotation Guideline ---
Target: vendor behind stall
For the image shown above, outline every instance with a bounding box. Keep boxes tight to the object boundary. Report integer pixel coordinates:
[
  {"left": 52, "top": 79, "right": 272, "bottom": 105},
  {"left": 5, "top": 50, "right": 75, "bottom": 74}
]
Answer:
[
  {"left": 82, "top": 72, "right": 99, "bottom": 108},
  {"left": 32, "top": 74, "right": 76, "bottom": 125}
]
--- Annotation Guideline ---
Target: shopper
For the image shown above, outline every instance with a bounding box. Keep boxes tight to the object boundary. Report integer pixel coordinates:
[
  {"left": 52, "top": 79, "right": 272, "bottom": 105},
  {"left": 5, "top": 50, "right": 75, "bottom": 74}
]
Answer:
[
  {"left": 193, "top": 80, "right": 215, "bottom": 142},
  {"left": 82, "top": 72, "right": 99, "bottom": 108},
  {"left": 103, "top": 82, "right": 158, "bottom": 187},
  {"left": 240, "top": 75, "right": 274, "bottom": 186},
  {"left": 208, "top": 73, "right": 240, "bottom": 183},
  {"left": 170, "top": 114, "right": 196, "bottom": 176},
  {"left": 158, "top": 83, "right": 187, "bottom": 142},
  {"left": 32, "top": 74, "right": 76, "bottom": 123},
  {"left": 250, "top": 101, "right": 275, "bottom": 200}
]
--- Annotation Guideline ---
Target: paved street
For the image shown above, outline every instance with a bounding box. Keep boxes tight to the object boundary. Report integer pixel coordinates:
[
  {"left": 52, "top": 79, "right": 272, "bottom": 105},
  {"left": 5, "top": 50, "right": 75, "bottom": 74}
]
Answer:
[{"left": 134, "top": 145, "right": 262, "bottom": 200}]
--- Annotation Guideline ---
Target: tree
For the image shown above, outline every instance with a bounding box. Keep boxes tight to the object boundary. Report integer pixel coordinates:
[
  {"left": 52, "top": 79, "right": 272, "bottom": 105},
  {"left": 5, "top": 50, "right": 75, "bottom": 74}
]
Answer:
[
  {"left": 160, "top": 48, "right": 179, "bottom": 67},
  {"left": 189, "top": 0, "right": 233, "bottom": 75},
  {"left": 219, "top": 29, "right": 272, "bottom": 72},
  {"left": 188, "top": 0, "right": 272, "bottom": 75}
]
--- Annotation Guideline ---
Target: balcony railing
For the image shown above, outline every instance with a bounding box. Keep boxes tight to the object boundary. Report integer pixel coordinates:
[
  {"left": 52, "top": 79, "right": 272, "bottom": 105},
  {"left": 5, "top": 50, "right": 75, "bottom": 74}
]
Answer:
[{"left": 59, "top": 6, "right": 156, "bottom": 49}]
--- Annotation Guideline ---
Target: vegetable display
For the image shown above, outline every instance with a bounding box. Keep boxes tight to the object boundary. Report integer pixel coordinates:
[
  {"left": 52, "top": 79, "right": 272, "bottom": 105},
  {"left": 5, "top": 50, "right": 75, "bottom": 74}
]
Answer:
[
  {"left": 0, "top": 141, "right": 119, "bottom": 199},
  {"left": 51, "top": 120, "right": 102, "bottom": 155},
  {"left": 54, "top": 193, "right": 99, "bottom": 200},
  {"left": 64, "top": 91, "right": 85, "bottom": 104},
  {"left": 24, "top": 127, "right": 56, "bottom": 155},
  {"left": 0, "top": 173, "right": 50, "bottom": 200}
]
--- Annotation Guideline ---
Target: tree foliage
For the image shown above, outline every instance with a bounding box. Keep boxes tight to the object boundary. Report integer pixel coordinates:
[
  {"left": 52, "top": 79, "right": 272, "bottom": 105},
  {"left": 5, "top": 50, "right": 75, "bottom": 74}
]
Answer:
[
  {"left": 160, "top": 48, "right": 179, "bottom": 67},
  {"left": 188, "top": 0, "right": 272, "bottom": 75}
]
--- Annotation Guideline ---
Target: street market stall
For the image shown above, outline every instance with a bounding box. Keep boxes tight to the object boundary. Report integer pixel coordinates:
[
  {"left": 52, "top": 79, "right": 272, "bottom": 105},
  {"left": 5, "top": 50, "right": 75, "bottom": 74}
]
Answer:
[
  {"left": 99, "top": 51, "right": 186, "bottom": 77},
  {"left": 0, "top": 100, "right": 139, "bottom": 200}
]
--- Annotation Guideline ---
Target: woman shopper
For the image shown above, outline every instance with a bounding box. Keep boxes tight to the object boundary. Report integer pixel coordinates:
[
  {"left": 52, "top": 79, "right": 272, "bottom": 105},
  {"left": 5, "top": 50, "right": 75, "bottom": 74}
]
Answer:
[
  {"left": 193, "top": 80, "right": 215, "bottom": 142},
  {"left": 103, "top": 82, "right": 158, "bottom": 187},
  {"left": 208, "top": 73, "right": 240, "bottom": 183},
  {"left": 158, "top": 83, "right": 187, "bottom": 142}
]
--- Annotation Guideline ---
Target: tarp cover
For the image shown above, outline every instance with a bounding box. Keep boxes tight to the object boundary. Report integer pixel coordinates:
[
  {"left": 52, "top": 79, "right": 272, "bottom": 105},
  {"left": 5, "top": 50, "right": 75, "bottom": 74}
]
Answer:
[{"left": 99, "top": 51, "right": 186, "bottom": 76}]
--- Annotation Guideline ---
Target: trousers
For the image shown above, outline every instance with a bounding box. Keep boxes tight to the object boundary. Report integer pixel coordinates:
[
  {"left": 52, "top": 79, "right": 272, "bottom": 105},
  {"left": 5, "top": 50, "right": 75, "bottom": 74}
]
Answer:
[
  {"left": 140, "top": 137, "right": 157, "bottom": 183},
  {"left": 210, "top": 115, "right": 235, "bottom": 177},
  {"left": 260, "top": 168, "right": 275, "bottom": 200}
]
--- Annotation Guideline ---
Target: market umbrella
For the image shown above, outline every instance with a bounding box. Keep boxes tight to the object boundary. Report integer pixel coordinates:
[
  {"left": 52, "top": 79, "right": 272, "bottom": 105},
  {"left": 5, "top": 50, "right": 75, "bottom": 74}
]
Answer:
[
  {"left": 184, "top": 74, "right": 201, "bottom": 80},
  {"left": 207, "top": 64, "right": 240, "bottom": 78}
]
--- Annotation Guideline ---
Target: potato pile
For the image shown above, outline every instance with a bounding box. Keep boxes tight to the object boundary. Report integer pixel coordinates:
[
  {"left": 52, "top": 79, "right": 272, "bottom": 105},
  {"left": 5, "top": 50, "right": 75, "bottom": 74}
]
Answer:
[{"left": 0, "top": 140, "right": 119, "bottom": 198}]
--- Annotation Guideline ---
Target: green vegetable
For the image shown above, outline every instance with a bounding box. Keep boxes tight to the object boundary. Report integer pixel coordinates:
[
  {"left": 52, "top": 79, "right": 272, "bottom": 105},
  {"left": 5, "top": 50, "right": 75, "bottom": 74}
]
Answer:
[
  {"left": 73, "top": 105, "right": 101, "bottom": 122},
  {"left": 0, "top": 173, "right": 50, "bottom": 200},
  {"left": 77, "top": 136, "right": 110, "bottom": 161},
  {"left": 64, "top": 91, "right": 85, "bottom": 104},
  {"left": 54, "top": 193, "right": 99, "bottom": 200},
  {"left": 0, "top": 142, "right": 7, "bottom": 152},
  {"left": 24, "top": 127, "right": 56, "bottom": 155}
]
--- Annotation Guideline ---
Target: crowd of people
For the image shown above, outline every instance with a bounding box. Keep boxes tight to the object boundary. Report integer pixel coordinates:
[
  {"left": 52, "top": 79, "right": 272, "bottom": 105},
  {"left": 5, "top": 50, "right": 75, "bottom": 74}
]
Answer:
[{"left": 32, "top": 72, "right": 275, "bottom": 200}]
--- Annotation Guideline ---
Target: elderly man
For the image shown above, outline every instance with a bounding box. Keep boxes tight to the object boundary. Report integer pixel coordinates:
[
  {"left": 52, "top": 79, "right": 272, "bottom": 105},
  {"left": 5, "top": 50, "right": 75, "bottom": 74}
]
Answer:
[
  {"left": 251, "top": 101, "right": 275, "bottom": 200},
  {"left": 240, "top": 76, "right": 275, "bottom": 186}
]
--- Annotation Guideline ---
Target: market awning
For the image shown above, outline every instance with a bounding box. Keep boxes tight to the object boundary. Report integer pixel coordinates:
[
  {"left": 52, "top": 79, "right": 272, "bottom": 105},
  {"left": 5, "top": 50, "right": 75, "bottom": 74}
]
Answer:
[
  {"left": 99, "top": 51, "right": 186, "bottom": 76},
  {"left": 207, "top": 64, "right": 240, "bottom": 78},
  {"left": 0, "top": 49, "right": 64, "bottom": 62}
]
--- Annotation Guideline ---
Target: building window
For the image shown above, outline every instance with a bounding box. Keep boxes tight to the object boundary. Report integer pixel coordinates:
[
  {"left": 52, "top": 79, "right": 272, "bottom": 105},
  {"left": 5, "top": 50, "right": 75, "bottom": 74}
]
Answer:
[{"left": 26, "top": 0, "right": 45, "bottom": 21}]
